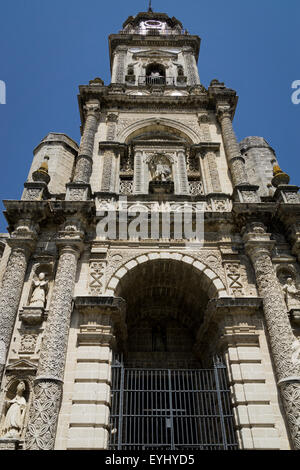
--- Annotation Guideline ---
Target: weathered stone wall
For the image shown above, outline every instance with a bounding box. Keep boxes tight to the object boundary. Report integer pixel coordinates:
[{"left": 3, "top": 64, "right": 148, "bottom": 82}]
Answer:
[{"left": 240, "top": 137, "right": 277, "bottom": 196}]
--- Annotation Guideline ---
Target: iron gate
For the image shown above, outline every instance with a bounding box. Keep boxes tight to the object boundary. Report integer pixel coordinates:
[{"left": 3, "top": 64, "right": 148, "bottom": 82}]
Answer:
[{"left": 109, "top": 358, "right": 238, "bottom": 450}]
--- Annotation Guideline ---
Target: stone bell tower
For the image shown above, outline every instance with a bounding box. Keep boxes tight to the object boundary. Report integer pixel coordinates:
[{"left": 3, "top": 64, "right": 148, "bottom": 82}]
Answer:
[{"left": 0, "top": 6, "right": 300, "bottom": 451}]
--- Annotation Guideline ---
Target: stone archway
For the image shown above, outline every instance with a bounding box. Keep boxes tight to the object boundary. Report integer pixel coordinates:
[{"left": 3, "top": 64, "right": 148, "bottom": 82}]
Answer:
[
  {"left": 106, "top": 252, "right": 227, "bottom": 367},
  {"left": 107, "top": 254, "right": 238, "bottom": 450},
  {"left": 118, "top": 117, "right": 200, "bottom": 144}
]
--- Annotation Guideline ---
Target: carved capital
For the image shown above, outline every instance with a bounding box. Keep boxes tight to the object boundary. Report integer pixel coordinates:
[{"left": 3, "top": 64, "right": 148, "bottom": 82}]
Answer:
[
  {"left": 216, "top": 104, "right": 232, "bottom": 122},
  {"left": 83, "top": 101, "right": 100, "bottom": 119}
]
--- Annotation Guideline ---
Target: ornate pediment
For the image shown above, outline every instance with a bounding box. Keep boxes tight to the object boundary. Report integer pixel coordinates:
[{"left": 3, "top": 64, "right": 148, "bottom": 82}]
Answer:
[
  {"left": 132, "top": 49, "right": 178, "bottom": 60},
  {"left": 5, "top": 359, "right": 37, "bottom": 374}
]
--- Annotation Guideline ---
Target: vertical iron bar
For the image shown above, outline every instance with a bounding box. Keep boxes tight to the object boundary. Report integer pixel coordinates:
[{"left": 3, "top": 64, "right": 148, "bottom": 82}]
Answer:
[
  {"left": 117, "top": 362, "right": 125, "bottom": 450},
  {"left": 168, "top": 369, "right": 175, "bottom": 450},
  {"left": 213, "top": 359, "right": 228, "bottom": 450}
]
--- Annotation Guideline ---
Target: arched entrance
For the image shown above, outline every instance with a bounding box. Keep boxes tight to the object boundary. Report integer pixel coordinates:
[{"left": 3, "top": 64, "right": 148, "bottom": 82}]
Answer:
[{"left": 108, "top": 257, "right": 238, "bottom": 450}]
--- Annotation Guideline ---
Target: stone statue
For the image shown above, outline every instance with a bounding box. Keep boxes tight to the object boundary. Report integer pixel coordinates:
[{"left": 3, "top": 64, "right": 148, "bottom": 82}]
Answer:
[
  {"left": 150, "top": 155, "right": 172, "bottom": 182},
  {"left": 282, "top": 277, "right": 300, "bottom": 311},
  {"left": 2, "top": 382, "right": 27, "bottom": 439},
  {"left": 29, "top": 272, "right": 48, "bottom": 308}
]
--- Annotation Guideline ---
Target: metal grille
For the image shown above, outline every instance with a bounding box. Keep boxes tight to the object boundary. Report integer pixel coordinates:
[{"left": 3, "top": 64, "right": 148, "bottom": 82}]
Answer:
[
  {"left": 138, "top": 76, "right": 175, "bottom": 86},
  {"left": 109, "top": 358, "right": 238, "bottom": 450}
]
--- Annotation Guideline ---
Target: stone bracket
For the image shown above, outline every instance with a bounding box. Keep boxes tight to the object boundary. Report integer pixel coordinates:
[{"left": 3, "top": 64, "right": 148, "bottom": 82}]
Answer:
[{"left": 19, "top": 307, "right": 47, "bottom": 326}]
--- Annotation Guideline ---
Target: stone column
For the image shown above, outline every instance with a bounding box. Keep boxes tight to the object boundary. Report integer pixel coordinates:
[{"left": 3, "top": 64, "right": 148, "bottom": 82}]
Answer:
[
  {"left": 67, "top": 101, "right": 100, "bottom": 200},
  {"left": 25, "top": 241, "right": 81, "bottom": 450},
  {"left": 217, "top": 105, "right": 249, "bottom": 187},
  {"left": 0, "top": 222, "right": 37, "bottom": 383},
  {"left": 244, "top": 222, "right": 300, "bottom": 449}
]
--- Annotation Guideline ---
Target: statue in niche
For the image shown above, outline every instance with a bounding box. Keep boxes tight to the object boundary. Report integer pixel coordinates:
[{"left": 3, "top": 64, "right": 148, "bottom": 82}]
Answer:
[
  {"left": 2, "top": 382, "right": 27, "bottom": 439},
  {"left": 29, "top": 272, "right": 48, "bottom": 308},
  {"left": 149, "top": 154, "right": 172, "bottom": 182},
  {"left": 282, "top": 277, "right": 300, "bottom": 311}
]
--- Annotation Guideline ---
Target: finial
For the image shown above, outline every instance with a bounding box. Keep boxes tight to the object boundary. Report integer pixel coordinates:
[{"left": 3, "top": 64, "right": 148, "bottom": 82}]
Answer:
[
  {"left": 148, "top": 0, "right": 153, "bottom": 12},
  {"left": 32, "top": 155, "right": 51, "bottom": 184},
  {"left": 272, "top": 163, "right": 290, "bottom": 187}
]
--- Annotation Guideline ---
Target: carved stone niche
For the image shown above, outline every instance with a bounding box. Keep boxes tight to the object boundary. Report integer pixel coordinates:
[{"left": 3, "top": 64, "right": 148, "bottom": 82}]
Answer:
[
  {"left": 19, "top": 261, "right": 54, "bottom": 326},
  {"left": 0, "top": 360, "right": 36, "bottom": 450},
  {"left": 147, "top": 153, "right": 175, "bottom": 194}
]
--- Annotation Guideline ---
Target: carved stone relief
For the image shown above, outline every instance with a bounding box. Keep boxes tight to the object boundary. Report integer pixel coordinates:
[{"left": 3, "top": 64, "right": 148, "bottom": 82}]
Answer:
[
  {"left": 89, "top": 261, "right": 106, "bottom": 295},
  {"left": 19, "top": 334, "right": 38, "bottom": 354},
  {"left": 225, "top": 263, "right": 244, "bottom": 296}
]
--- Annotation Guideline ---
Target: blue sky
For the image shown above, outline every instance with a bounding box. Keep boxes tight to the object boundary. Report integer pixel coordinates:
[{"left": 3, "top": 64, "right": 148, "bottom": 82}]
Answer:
[{"left": 0, "top": 0, "right": 299, "bottom": 232}]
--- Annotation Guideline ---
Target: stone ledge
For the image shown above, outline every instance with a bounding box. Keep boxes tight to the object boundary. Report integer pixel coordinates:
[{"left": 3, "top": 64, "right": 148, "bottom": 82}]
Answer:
[
  {"left": 209, "top": 297, "right": 262, "bottom": 310},
  {"left": 75, "top": 296, "right": 126, "bottom": 312},
  {"left": 0, "top": 438, "right": 23, "bottom": 450}
]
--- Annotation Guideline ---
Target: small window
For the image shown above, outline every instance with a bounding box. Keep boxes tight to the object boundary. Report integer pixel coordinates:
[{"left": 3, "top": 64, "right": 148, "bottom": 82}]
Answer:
[{"left": 145, "top": 63, "right": 166, "bottom": 85}]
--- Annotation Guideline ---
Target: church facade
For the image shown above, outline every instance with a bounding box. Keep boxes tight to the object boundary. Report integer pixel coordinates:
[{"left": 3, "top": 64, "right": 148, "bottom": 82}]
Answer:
[{"left": 0, "top": 8, "right": 300, "bottom": 451}]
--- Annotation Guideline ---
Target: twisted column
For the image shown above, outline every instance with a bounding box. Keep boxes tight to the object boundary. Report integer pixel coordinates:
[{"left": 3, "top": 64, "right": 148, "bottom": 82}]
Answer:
[
  {"left": 217, "top": 105, "right": 249, "bottom": 187},
  {"left": 25, "top": 243, "right": 81, "bottom": 450},
  {"left": 73, "top": 102, "right": 100, "bottom": 185},
  {"left": 0, "top": 224, "right": 37, "bottom": 383},
  {"left": 244, "top": 222, "right": 300, "bottom": 449}
]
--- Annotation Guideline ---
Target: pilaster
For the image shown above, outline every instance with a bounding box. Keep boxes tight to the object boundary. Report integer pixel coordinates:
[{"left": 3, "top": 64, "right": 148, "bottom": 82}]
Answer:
[
  {"left": 244, "top": 221, "right": 300, "bottom": 449},
  {"left": 65, "top": 297, "right": 126, "bottom": 450}
]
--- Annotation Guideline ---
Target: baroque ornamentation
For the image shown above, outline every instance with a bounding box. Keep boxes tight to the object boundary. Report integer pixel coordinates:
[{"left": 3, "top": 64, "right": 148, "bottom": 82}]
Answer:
[
  {"left": 188, "top": 180, "right": 203, "bottom": 196},
  {"left": 225, "top": 263, "right": 244, "bottom": 296},
  {"left": 25, "top": 381, "right": 62, "bottom": 450},
  {"left": 19, "top": 334, "right": 37, "bottom": 354},
  {"left": 22, "top": 188, "right": 42, "bottom": 201},
  {"left": 119, "top": 179, "right": 134, "bottom": 195},
  {"left": 0, "top": 244, "right": 33, "bottom": 382},
  {"left": 89, "top": 261, "right": 106, "bottom": 295}
]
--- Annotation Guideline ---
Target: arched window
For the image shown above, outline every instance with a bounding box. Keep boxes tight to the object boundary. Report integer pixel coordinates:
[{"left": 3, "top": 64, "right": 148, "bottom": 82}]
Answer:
[{"left": 145, "top": 63, "right": 166, "bottom": 85}]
